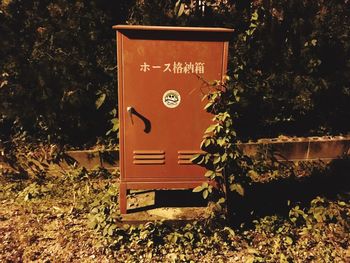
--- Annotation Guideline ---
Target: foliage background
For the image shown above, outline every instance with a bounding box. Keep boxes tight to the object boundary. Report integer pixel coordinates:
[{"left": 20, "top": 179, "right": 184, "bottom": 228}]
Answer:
[
  {"left": 1, "top": 0, "right": 349, "bottom": 146},
  {"left": 0, "top": 1, "right": 349, "bottom": 261},
  {"left": 0, "top": 0, "right": 136, "bottom": 146},
  {"left": 129, "top": 0, "right": 350, "bottom": 140}
]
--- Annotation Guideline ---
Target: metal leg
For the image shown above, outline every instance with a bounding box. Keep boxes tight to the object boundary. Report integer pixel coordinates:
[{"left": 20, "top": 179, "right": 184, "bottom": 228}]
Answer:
[{"left": 119, "top": 182, "right": 127, "bottom": 214}]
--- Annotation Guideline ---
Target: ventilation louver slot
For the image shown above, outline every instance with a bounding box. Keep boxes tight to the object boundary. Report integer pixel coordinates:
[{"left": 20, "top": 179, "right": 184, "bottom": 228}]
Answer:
[
  {"left": 133, "top": 150, "right": 165, "bottom": 165},
  {"left": 178, "top": 150, "right": 204, "bottom": 165}
]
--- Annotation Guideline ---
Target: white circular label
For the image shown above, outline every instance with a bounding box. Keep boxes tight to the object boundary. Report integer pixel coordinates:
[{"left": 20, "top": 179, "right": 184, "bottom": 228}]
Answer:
[{"left": 162, "top": 90, "right": 181, "bottom": 108}]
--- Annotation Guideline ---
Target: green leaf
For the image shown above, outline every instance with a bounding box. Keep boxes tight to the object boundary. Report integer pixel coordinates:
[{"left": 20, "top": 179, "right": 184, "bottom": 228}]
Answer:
[
  {"left": 248, "top": 170, "right": 259, "bottom": 180},
  {"left": 202, "top": 189, "right": 208, "bottom": 199},
  {"left": 214, "top": 171, "right": 223, "bottom": 178},
  {"left": 103, "top": 225, "right": 108, "bottom": 236},
  {"left": 197, "top": 156, "right": 205, "bottom": 164},
  {"left": 205, "top": 139, "right": 211, "bottom": 147},
  {"left": 193, "top": 185, "right": 203, "bottom": 192},
  {"left": 218, "top": 197, "right": 225, "bottom": 204},
  {"left": 213, "top": 156, "right": 221, "bottom": 164},
  {"left": 91, "top": 207, "right": 99, "bottom": 214},
  {"left": 200, "top": 140, "right": 206, "bottom": 149},
  {"left": 123, "top": 224, "right": 130, "bottom": 230},
  {"left": 204, "top": 170, "right": 214, "bottom": 178},
  {"left": 210, "top": 80, "right": 221, "bottom": 86},
  {"left": 246, "top": 256, "right": 255, "bottom": 263},
  {"left": 205, "top": 125, "right": 216, "bottom": 133},
  {"left": 251, "top": 10, "right": 258, "bottom": 20},
  {"left": 204, "top": 154, "right": 210, "bottom": 164},
  {"left": 247, "top": 248, "right": 258, "bottom": 254},
  {"left": 111, "top": 118, "right": 119, "bottom": 131},
  {"left": 216, "top": 125, "right": 223, "bottom": 132},
  {"left": 217, "top": 138, "right": 225, "bottom": 146},
  {"left": 313, "top": 213, "right": 323, "bottom": 223},
  {"left": 338, "top": 201, "right": 346, "bottom": 206},
  {"left": 88, "top": 219, "right": 97, "bottom": 229},
  {"left": 110, "top": 108, "right": 117, "bottom": 115},
  {"left": 174, "top": 0, "right": 181, "bottom": 14},
  {"left": 285, "top": 236, "right": 293, "bottom": 245},
  {"left": 190, "top": 154, "right": 201, "bottom": 162},
  {"left": 177, "top": 3, "right": 185, "bottom": 17},
  {"left": 221, "top": 153, "right": 227, "bottom": 162},
  {"left": 95, "top": 93, "right": 106, "bottom": 109},
  {"left": 108, "top": 225, "right": 116, "bottom": 236},
  {"left": 280, "top": 253, "right": 288, "bottom": 263},
  {"left": 230, "top": 183, "right": 245, "bottom": 196},
  {"left": 224, "top": 227, "right": 235, "bottom": 237},
  {"left": 171, "top": 234, "right": 178, "bottom": 243}
]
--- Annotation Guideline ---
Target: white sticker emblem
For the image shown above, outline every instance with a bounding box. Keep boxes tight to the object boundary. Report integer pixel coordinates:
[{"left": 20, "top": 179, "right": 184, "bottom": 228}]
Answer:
[{"left": 163, "top": 90, "right": 181, "bottom": 108}]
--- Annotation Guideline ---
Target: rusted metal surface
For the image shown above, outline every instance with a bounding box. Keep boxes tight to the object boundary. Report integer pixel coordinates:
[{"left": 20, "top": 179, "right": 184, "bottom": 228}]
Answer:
[
  {"left": 113, "top": 25, "right": 234, "bottom": 33},
  {"left": 0, "top": 149, "right": 119, "bottom": 174},
  {"left": 0, "top": 136, "right": 348, "bottom": 175},
  {"left": 114, "top": 25, "right": 234, "bottom": 214},
  {"left": 239, "top": 136, "right": 350, "bottom": 162},
  {"left": 63, "top": 150, "right": 119, "bottom": 170}
]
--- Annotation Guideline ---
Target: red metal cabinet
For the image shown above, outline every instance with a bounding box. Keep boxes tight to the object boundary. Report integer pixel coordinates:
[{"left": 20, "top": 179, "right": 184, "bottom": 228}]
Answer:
[{"left": 113, "top": 25, "right": 233, "bottom": 213}]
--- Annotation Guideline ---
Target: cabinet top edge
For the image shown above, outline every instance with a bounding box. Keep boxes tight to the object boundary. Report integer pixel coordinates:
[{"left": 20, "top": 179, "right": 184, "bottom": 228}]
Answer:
[{"left": 113, "top": 25, "right": 234, "bottom": 33}]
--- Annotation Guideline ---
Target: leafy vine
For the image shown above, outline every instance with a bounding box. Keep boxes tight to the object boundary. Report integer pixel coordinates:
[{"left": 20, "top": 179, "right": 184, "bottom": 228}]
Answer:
[{"left": 191, "top": 6, "right": 263, "bottom": 216}]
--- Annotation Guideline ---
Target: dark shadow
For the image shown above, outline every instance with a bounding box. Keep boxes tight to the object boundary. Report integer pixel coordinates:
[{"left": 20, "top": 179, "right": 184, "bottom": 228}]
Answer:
[
  {"left": 155, "top": 190, "right": 208, "bottom": 208},
  {"left": 226, "top": 158, "right": 350, "bottom": 227},
  {"left": 128, "top": 190, "right": 208, "bottom": 216},
  {"left": 124, "top": 159, "right": 350, "bottom": 217},
  {"left": 130, "top": 108, "right": 151, "bottom": 133},
  {"left": 100, "top": 150, "right": 119, "bottom": 166},
  {"left": 125, "top": 190, "right": 207, "bottom": 213},
  {"left": 121, "top": 30, "right": 234, "bottom": 42},
  {"left": 60, "top": 152, "right": 78, "bottom": 167}
]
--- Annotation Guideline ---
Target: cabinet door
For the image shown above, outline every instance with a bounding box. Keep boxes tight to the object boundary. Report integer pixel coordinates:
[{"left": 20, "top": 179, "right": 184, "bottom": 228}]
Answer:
[{"left": 118, "top": 32, "right": 227, "bottom": 182}]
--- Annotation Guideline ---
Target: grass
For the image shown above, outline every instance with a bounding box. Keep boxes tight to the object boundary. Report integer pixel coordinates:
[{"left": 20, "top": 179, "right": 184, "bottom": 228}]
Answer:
[{"left": 0, "top": 165, "right": 349, "bottom": 262}]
